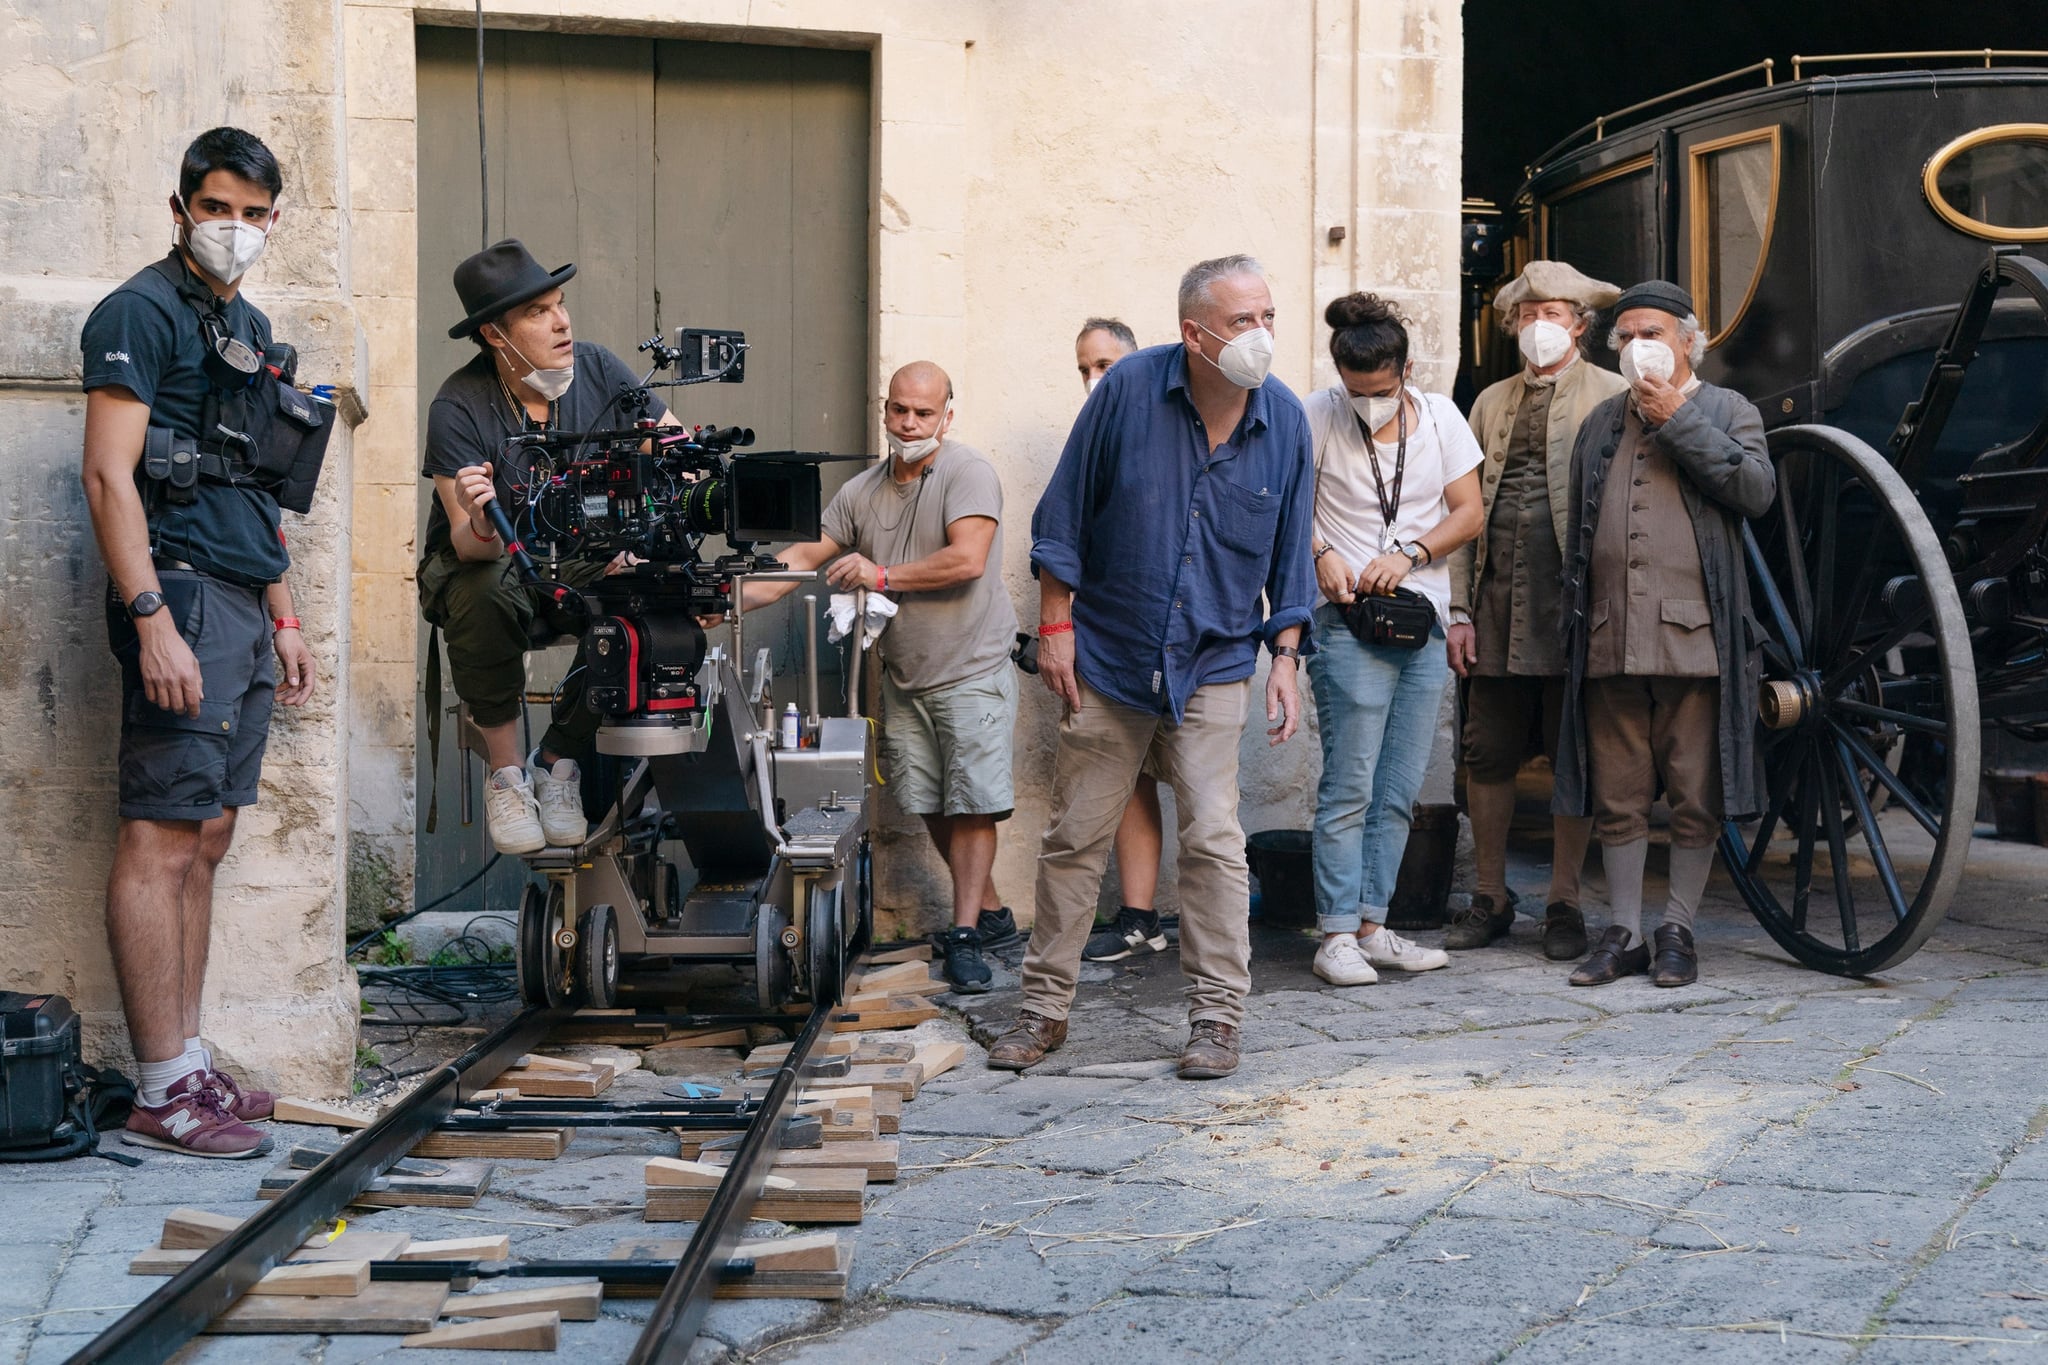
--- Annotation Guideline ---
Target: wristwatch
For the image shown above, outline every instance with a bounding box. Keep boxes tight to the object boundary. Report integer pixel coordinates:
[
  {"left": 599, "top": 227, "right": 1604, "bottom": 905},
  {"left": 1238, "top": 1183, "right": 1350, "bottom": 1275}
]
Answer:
[
  {"left": 128, "top": 590, "right": 165, "bottom": 620},
  {"left": 1398, "top": 543, "right": 1427, "bottom": 569}
]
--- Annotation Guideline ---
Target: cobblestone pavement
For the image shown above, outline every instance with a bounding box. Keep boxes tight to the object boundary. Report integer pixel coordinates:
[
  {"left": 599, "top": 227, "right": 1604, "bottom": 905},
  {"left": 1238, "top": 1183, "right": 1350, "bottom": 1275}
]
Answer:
[{"left": 6, "top": 817, "right": 2048, "bottom": 1363}]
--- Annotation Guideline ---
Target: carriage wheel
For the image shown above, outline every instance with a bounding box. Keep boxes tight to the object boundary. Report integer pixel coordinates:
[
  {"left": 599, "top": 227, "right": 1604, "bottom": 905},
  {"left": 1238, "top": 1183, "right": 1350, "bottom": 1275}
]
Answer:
[
  {"left": 1720, "top": 425, "right": 1979, "bottom": 975},
  {"left": 516, "top": 880, "right": 578, "bottom": 1007}
]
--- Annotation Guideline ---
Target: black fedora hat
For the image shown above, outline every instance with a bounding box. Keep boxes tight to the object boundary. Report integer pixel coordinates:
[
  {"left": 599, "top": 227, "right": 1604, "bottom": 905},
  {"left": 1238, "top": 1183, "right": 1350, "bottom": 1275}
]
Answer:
[{"left": 448, "top": 239, "right": 577, "bottom": 339}]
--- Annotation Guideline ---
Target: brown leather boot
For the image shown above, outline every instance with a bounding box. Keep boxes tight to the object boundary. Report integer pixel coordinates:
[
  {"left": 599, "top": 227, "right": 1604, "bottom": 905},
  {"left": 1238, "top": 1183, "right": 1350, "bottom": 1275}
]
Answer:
[
  {"left": 1178, "top": 1020, "right": 1240, "bottom": 1080},
  {"left": 1651, "top": 924, "right": 1698, "bottom": 987},
  {"left": 1540, "top": 902, "right": 1588, "bottom": 961},
  {"left": 987, "top": 1011, "right": 1067, "bottom": 1071},
  {"left": 1568, "top": 926, "right": 1649, "bottom": 986},
  {"left": 1443, "top": 893, "right": 1515, "bottom": 950}
]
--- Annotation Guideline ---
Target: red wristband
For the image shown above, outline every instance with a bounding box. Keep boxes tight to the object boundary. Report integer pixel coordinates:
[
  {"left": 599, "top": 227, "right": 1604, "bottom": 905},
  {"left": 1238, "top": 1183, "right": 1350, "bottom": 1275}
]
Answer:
[
  {"left": 469, "top": 519, "right": 498, "bottom": 542},
  {"left": 273, "top": 617, "right": 302, "bottom": 632},
  {"left": 875, "top": 564, "right": 888, "bottom": 590},
  {"left": 1038, "top": 620, "right": 1074, "bottom": 636}
]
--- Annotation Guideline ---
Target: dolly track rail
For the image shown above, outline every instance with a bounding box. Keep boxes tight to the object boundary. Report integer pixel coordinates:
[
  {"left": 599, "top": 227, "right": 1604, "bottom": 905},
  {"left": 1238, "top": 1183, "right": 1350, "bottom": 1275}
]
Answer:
[
  {"left": 629, "top": 993, "right": 838, "bottom": 1364},
  {"left": 71, "top": 1005, "right": 569, "bottom": 1365}
]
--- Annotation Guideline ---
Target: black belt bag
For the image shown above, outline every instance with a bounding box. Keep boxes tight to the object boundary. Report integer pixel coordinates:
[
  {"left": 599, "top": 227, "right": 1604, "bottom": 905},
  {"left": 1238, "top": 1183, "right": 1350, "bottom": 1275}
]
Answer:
[{"left": 1342, "top": 586, "right": 1437, "bottom": 651}]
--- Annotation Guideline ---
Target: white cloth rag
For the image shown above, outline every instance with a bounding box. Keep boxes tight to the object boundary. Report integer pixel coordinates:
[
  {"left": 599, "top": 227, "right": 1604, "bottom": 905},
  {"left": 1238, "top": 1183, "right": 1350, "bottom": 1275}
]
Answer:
[{"left": 827, "top": 591, "right": 897, "bottom": 650}]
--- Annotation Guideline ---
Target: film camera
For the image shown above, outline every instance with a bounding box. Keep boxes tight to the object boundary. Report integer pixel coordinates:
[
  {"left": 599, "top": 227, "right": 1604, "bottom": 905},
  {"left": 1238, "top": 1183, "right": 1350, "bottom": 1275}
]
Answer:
[{"left": 483, "top": 326, "right": 846, "bottom": 729}]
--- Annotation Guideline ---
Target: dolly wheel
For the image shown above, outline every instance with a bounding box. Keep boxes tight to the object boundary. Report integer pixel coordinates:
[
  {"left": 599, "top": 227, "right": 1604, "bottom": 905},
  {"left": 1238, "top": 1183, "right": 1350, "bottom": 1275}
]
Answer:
[{"left": 578, "top": 904, "right": 620, "bottom": 1009}]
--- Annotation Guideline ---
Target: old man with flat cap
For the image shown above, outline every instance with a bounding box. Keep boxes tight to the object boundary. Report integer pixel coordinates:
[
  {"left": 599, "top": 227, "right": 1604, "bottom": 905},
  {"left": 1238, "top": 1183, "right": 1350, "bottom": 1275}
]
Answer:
[
  {"left": 1444, "top": 260, "right": 1627, "bottom": 960},
  {"left": 417, "top": 239, "right": 685, "bottom": 856},
  {"left": 1555, "top": 280, "right": 1773, "bottom": 988}
]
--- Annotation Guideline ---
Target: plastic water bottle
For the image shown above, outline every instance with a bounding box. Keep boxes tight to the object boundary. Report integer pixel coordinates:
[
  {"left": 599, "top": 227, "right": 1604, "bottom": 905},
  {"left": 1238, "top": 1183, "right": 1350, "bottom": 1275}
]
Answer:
[{"left": 781, "top": 703, "right": 800, "bottom": 750}]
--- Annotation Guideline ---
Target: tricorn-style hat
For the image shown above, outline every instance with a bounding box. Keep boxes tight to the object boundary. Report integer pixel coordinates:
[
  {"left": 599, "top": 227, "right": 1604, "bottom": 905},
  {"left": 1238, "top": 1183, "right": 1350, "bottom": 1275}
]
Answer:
[
  {"left": 1493, "top": 259, "right": 1621, "bottom": 315},
  {"left": 448, "top": 239, "right": 577, "bottom": 339},
  {"left": 1612, "top": 279, "right": 1696, "bottom": 321}
]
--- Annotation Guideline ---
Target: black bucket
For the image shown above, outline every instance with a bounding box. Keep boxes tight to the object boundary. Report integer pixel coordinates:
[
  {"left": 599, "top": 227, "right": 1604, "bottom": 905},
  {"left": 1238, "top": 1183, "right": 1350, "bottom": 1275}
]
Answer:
[
  {"left": 1987, "top": 769, "right": 2040, "bottom": 842},
  {"left": 1246, "top": 829, "right": 1315, "bottom": 929},
  {"left": 1387, "top": 803, "right": 1460, "bottom": 930}
]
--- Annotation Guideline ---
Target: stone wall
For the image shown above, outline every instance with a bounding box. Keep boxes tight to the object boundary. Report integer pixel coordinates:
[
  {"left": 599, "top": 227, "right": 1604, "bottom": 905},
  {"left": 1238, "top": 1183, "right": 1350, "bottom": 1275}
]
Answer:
[{"left": 0, "top": 0, "right": 359, "bottom": 1091}]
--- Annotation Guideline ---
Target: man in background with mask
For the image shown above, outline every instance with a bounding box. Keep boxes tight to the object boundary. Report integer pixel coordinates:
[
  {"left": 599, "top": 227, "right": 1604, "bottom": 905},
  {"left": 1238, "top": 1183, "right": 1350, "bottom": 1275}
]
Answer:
[
  {"left": 745, "top": 361, "right": 1019, "bottom": 994},
  {"left": 1069, "top": 317, "right": 1175, "bottom": 965},
  {"left": 81, "top": 126, "right": 317, "bottom": 1157},
  {"left": 1444, "top": 261, "right": 1625, "bottom": 961},
  {"left": 1555, "top": 281, "right": 1773, "bottom": 989},
  {"left": 420, "top": 239, "right": 687, "bottom": 856},
  {"left": 998, "top": 255, "right": 1314, "bottom": 1081}
]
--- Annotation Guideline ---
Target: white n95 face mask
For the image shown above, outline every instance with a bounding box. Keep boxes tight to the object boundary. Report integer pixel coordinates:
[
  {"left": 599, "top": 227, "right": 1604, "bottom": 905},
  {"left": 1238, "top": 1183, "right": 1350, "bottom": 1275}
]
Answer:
[
  {"left": 1620, "top": 338, "right": 1676, "bottom": 386},
  {"left": 886, "top": 431, "right": 941, "bottom": 463},
  {"left": 1518, "top": 319, "right": 1573, "bottom": 369},
  {"left": 177, "top": 195, "right": 270, "bottom": 284},
  {"left": 1350, "top": 393, "right": 1403, "bottom": 433},
  {"left": 1196, "top": 323, "right": 1275, "bottom": 389}
]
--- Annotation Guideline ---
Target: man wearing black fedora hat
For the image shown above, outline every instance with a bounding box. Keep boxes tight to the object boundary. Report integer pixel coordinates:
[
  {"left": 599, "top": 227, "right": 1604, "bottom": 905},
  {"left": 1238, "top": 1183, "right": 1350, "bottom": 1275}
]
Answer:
[
  {"left": 418, "top": 238, "right": 680, "bottom": 854},
  {"left": 1554, "top": 280, "right": 1774, "bottom": 989}
]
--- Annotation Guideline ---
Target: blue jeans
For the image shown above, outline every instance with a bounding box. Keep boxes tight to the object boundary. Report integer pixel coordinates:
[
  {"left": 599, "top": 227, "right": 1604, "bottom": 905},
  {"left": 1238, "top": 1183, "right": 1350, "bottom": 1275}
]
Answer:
[{"left": 1307, "top": 603, "right": 1451, "bottom": 935}]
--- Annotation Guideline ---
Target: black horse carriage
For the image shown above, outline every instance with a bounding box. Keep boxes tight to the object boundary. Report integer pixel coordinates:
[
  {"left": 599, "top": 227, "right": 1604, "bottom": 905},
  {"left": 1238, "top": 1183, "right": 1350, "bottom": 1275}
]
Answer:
[{"left": 1472, "top": 57, "right": 2048, "bottom": 974}]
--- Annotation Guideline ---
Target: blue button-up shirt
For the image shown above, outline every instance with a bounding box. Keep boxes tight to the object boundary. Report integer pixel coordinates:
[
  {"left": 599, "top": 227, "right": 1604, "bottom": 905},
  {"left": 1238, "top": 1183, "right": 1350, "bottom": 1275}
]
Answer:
[{"left": 1030, "top": 343, "right": 1317, "bottom": 722}]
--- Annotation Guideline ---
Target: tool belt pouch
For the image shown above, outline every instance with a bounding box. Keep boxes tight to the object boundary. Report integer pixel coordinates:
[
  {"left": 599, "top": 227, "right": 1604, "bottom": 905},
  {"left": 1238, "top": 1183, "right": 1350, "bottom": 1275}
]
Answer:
[
  {"left": 245, "top": 380, "right": 333, "bottom": 515},
  {"left": 1342, "top": 586, "right": 1437, "bottom": 651},
  {"left": 142, "top": 425, "right": 201, "bottom": 506}
]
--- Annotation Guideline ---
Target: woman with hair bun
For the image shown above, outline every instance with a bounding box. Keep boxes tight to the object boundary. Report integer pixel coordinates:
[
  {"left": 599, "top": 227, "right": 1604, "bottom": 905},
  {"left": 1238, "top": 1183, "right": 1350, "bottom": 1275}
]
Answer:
[{"left": 1304, "top": 293, "right": 1485, "bottom": 987}]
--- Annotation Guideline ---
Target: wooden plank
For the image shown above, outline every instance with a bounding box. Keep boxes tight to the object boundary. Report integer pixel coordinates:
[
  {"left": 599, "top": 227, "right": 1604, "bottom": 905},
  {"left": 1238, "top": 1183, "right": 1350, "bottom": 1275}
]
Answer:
[
  {"left": 644, "top": 1166, "right": 865, "bottom": 1225},
  {"left": 273, "top": 1098, "right": 380, "bottom": 1129},
  {"left": 605, "top": 1236, "right": 850, "bottom": 1300},
  {"left": 645, "top": 1156, "right": 794, "bottom": 1190},
  {"left": 655, "top": 1026, "right": 752, "bottom": 1048},
  {"left": 850, "top": 960, "right": 935, "bottom": 995},
  {"left": 161, "top": 1208, "right": 243, "bottom": 1250},
  {"left": 839, "top": 1063, "right": 922, "bottom": 1099},
  {"left": 464, "top": 1087, "right": 521, "bottom": 1103},
  {"left": 259, "top": 1161, "right": 493, "bottom": 1209},
  {"left": 871, "top": 1088, "right": 902, "bottom": 1134},
  {"left": 552, "top": 1017, "right": 668, "bottom": 1046},
  {"left": 857, "top": 942, "right": 934, "bottom": 965},
  {"left": 207, "top": 1280, "right": 450, "bottom": 1335},
  {"left": 296, "top": 1229, "right": 413, "bottom": 1264},
  {"left": 490, "top": 1062, "right": 613, "bottom": 1098},
  {"left": 248, "top": 1261, "right": 370, "bottom": 1297},
  {"left": 911, "top": 1041, "right": 967, "bottom": 1082},
  {"left": 399, "top": 1235, "right": 511, "bottom": 1263},
  {"left": 289, "top": 1141, "right": 449, "bottom": 1177},
  {"left": 701, "top": 1138, "right": 898, "bottom": 1182},
  {"left": 410, "top": 1127, "right": 573, "bottom": 1160},
  {"left": 444, "top": 1281, "right": 602, "bottom": 1321},
  {"left": 401, "top": 1309, "right": 560, "bottom": 1350},
  {"left": 512, "top": 1053, "right": 588, "bottom": 1073},
  {"left": 833, "top": 996, "right": 938, "bottom": 1032},
  {"left": 743, "top": 1039, "right": 911, "bottom": 1075}
]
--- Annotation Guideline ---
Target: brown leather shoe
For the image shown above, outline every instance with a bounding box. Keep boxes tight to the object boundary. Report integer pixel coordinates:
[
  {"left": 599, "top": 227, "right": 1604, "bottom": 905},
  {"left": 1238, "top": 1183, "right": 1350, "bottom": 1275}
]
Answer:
[
  {"left": 1443, "top": 893, "right": 1514, "bottom": 950},
  {"left": 987, "top": 1011, "right": 1067, "bottom": 1071},
  {"left": 1651, "top": 924, "right": 1698, "bottom": 987},
  {"left": 1568, "top": 926, "right": 1649, "bottom": 986},
  {"left": 1178, "top": 1020, "right": 1240, "bottom": 1080},
  {"left": 1540, "top": 902, "right": 1588, "bottom": 961}
]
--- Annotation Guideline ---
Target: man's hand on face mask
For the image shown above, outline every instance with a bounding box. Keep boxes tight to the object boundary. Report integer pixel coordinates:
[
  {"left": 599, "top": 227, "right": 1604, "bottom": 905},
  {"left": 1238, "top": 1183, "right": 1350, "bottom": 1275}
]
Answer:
[{"left": 1634, "top": 373, "right": 1687, "bottom": 426}]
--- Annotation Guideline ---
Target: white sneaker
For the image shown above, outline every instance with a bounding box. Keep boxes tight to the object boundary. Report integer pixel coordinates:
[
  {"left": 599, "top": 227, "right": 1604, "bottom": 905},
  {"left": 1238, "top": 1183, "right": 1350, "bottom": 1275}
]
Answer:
[
  {"left": 1313, "top": 933, "right": 1379, "bottom": 986},
  {"left": 528, "top": 750, "right": 588, "bottom": 848},
  {"left": 1359, "top": 926, "right": 1450, "bottom": 973},
  {"left": 485, "top": 766, "right": 545, "bottom": 854}
]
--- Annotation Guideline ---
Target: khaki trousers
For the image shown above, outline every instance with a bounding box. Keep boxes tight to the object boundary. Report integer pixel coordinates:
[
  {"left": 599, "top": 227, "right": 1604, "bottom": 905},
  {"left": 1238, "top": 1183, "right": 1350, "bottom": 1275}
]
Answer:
[
  {"left": 1021, "top": 677, "right": 1254, "bottom": 1027},
  {"left": 1584, "top": 675, "right": 1723, "bottom": 848}
]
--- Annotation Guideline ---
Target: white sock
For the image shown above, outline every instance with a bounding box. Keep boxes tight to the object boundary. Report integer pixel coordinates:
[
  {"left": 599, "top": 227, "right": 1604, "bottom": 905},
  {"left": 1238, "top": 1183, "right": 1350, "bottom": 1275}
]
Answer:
[
  {"left": 138, "top": 1052, "right": 202, "bottom": 1107},
  {"left": 185, "top": 1036, "right": 212, "bottom": 1071}
]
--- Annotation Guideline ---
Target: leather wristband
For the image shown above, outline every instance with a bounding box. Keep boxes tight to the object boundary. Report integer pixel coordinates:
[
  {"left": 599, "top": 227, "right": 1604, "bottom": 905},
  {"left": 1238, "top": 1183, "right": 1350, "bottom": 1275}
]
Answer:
[
  {"left": 273, "top": 616, "right": 302, "bottom": 632},
  {"left": 469, "top": 518, "right": 498, "bottom": 542},
  {"left": 1037, "top": 620, "right": 1073, "bottom": 637}
]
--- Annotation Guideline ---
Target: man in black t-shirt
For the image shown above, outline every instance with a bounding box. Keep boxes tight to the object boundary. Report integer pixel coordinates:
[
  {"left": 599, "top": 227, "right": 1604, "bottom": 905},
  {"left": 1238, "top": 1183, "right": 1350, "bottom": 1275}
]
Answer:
[
  {"left": 80, "top": 127, "right": 318, "bottom": 1159},
  {"left": 419, "top": 240, "right": 684, "bottom": 855}
]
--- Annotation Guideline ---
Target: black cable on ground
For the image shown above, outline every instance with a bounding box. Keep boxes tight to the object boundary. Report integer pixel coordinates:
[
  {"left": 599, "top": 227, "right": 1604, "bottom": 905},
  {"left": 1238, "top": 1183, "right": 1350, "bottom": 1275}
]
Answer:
[{"left": 348, "top": 853, "right": 510, "bottom": 959}]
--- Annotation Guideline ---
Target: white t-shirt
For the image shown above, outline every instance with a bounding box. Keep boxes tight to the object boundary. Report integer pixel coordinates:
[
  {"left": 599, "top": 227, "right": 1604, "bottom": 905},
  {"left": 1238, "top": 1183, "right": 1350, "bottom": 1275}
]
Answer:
[{"left": 1306, "top": 386, "right": 1485, "bottom": 619}]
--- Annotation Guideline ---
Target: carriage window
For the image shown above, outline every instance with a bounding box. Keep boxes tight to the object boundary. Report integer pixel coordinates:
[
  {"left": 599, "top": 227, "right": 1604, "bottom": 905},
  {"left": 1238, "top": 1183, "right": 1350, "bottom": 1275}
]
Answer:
[
  {"left": 1541, "top": 155, "right": 1656, "bottom": 295},
  {"left": 1924, "top": 124, "right": 2048, "bottom": 243},
  {"left": 1689, "top": 127, "right": 1780, "bottom": 346}
]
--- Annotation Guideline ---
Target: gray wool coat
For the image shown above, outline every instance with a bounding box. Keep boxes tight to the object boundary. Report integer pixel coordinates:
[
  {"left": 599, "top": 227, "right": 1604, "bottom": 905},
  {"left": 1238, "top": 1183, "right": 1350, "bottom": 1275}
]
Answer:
[{"left": 1553, "top": 381, "right": 1776, "bottom": 823}]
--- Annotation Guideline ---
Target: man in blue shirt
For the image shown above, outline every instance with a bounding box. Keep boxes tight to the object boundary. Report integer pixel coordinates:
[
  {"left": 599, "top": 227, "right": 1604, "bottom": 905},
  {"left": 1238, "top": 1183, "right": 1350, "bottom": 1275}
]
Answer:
[{"left": 991, "top": 255, "right": 1315, "bottom": 1081}]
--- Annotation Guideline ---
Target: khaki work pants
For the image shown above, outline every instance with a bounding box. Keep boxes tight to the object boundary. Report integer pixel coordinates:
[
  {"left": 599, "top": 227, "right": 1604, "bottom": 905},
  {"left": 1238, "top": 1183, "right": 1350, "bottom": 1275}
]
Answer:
[{"left": 1020, "top": 678, "right": 1254, "bottom": 1028}]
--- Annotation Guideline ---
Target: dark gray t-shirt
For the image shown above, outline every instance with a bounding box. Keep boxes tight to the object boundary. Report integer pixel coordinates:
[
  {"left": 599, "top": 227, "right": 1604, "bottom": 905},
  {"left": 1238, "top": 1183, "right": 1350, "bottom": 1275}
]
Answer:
[
  {"left": 419, "top": 341, "right": 667, "bottom": 560},
  {"left": 820, "top": 440, "right": 1016, "bottom": 693}
]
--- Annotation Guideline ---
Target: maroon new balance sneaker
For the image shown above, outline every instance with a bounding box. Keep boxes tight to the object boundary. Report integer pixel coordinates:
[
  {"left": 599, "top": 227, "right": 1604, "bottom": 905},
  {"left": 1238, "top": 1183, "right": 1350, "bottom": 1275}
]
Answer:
[
  {"left": 208, "top": 1068, "right": 276, "bottom": 1123},
  {"left": 121, "top": 1071, "right": 272, "bottom": 1158}
]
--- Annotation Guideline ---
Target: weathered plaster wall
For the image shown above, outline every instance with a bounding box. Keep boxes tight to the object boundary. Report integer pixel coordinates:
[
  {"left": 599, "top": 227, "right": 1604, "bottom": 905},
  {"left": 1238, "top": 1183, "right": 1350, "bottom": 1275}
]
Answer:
[{"left": 0, "top": 0, "right": 360, "bottom": 1090}]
